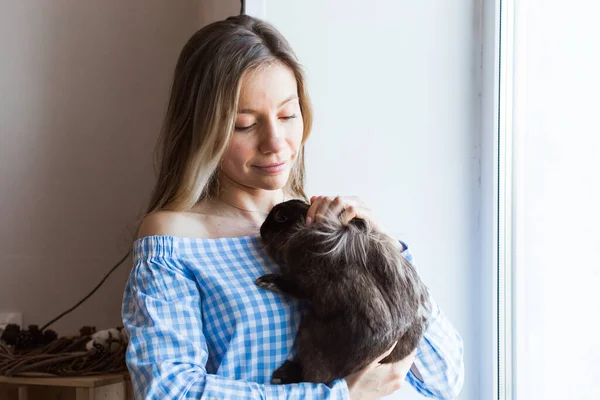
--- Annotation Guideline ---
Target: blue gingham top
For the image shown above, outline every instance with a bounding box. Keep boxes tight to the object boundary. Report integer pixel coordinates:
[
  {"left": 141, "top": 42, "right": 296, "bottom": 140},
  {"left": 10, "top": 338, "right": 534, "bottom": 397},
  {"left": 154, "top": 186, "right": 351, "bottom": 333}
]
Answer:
[{"left": 122, "top": 235, "right": 464, "bottom": 399}]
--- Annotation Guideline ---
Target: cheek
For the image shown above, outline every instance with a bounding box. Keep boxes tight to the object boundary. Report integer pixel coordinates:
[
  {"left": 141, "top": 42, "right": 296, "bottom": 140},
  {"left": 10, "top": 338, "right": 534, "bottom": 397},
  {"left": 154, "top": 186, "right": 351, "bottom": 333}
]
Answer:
[
  {"left": 287, "top": 120, "right": 304, "bottom": 157},
  {"left": 221, "top": 138, "right": 253, "bottom": 170}
]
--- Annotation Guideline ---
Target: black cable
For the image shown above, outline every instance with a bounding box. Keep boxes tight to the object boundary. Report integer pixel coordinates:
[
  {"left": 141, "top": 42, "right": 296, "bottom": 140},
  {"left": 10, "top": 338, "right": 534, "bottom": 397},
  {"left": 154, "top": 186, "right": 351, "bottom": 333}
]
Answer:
[
  {"left": 240, "top": 0, "right": 245, "bottom": 15},
  {"left": 40, "top": 250, "right": 132, "bottom": 332}
]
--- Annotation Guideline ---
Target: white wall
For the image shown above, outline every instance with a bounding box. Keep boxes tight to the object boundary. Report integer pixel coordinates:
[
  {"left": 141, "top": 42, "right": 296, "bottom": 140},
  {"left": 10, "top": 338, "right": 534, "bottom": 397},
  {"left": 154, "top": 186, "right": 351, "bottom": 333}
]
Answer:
[
  {"left": 263, "top": 1, "right": 481, "bottom": 399},
  {"left": 513, "top": 1, "right": 600, "bottom": 399},
  {"left": 0, "top": 1, "right": 238, "bottom": 336}
]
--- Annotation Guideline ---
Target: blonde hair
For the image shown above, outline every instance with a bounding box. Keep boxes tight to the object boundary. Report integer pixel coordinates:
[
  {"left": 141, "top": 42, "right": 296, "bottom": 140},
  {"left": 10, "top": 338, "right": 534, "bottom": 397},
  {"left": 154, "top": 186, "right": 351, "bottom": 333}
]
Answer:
[{"left": 146, "top": 15, "right": 313, "bottom": 214}]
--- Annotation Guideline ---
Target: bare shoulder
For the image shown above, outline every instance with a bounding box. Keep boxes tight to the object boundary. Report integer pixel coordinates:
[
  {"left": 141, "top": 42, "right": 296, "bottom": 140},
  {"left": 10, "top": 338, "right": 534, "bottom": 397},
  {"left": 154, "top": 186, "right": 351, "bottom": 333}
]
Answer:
[{"left": 136, "top": 210, "right": 210, "bottom": 239}]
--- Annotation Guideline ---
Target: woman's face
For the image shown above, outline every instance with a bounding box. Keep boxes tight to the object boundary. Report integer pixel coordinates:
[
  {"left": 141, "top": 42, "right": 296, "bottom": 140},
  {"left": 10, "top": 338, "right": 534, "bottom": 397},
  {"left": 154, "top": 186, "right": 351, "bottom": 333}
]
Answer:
[{"left": 219, "top": 63, "right": 304, "bottom": 192}]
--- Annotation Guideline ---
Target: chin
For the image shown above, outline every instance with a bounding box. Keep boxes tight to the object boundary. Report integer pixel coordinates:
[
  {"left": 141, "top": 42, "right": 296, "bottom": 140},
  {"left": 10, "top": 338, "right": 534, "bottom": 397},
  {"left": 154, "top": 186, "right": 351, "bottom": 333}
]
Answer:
[
  {"left": 260, "top": 180, "right": 289, "bottom": 191},
  {"left": 257, "top": 174, "right": 291, "bottom": 191}
]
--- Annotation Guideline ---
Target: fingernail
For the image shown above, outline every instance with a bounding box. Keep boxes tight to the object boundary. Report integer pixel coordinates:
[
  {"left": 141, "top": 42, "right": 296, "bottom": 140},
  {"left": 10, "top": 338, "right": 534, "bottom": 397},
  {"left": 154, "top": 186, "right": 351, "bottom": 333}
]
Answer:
[{"left": 306, "top": 217, "right": 312, "bottom": 226}]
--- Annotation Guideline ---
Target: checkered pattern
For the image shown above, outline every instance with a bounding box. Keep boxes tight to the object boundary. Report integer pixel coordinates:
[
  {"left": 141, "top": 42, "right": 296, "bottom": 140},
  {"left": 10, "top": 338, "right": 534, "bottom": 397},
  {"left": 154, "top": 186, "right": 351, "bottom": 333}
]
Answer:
[{"left": 121, "top": 235, "right": 464, "bottom": 399}]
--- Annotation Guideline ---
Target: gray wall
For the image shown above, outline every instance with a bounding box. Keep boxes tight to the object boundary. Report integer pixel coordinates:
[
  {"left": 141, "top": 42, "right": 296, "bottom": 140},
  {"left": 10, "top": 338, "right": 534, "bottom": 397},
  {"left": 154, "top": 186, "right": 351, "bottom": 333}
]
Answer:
[{"left": 0, "top": 0, "right": 239, "bottom": 336}]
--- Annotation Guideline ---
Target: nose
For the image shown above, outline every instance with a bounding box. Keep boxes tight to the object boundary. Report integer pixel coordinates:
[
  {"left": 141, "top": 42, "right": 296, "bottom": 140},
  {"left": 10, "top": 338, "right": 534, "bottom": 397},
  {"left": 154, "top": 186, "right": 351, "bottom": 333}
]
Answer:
[{"left": 259, "top": 117, "right": 284, "bottom": 154}]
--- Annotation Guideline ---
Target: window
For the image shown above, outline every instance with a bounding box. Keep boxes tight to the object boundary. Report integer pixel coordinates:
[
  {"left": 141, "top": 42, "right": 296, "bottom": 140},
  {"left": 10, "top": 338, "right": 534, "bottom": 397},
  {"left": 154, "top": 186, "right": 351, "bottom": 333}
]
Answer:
[{"left": 493, "top": 1, "right": 600, "bottom": 399}]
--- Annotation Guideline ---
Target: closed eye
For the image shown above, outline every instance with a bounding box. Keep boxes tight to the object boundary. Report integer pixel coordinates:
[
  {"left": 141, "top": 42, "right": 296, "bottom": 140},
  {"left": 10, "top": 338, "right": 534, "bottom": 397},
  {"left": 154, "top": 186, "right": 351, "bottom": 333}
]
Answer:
[
  {"left": 275, "top": 210, "right": 288, "bottom": 223},
  {"left": 235, "top": 115, "right": 295, "bottom": 132},
  {"left": 235, "top": 123, "right": 256, "bottom": 132}
]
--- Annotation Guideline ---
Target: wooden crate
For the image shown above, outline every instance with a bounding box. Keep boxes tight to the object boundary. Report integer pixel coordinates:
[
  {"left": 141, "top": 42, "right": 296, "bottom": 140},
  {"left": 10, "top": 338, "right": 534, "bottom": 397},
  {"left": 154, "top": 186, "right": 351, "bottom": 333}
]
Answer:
[{"left": 0, "top": 373, "right": 132, "bottom": 400}]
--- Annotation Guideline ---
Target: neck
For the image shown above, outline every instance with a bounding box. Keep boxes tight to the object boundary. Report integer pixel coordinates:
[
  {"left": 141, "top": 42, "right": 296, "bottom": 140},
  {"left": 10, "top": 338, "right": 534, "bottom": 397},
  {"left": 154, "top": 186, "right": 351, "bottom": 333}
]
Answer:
[
  {"left": 217, "top": 190, "right": 285, "bottom": 216},
  {"left": 215, "top": 180, "right": 286, "bottom": 216}
]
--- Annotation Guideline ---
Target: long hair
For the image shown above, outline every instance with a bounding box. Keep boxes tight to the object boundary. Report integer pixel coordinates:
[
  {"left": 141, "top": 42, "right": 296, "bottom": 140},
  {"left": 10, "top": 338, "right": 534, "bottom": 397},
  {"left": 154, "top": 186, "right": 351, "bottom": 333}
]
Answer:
[{"left": 146, "top": 15, "right": 313, "bottom": 214}]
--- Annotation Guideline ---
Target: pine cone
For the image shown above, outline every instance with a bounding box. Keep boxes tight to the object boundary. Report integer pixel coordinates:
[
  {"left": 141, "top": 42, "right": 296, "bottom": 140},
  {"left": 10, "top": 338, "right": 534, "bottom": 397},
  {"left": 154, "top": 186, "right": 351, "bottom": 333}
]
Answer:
[
  {"left": 17, "top": 329, "right": 35, "bottom": 349},
  {"left": 0, "top": 324, "right": 20, "bottom": 346},
  {"left": 28, "top": 325, "right": 44, "bottom": 346},
  {"left": 43, "top": 329, "right": 58, "bottom": 345}
]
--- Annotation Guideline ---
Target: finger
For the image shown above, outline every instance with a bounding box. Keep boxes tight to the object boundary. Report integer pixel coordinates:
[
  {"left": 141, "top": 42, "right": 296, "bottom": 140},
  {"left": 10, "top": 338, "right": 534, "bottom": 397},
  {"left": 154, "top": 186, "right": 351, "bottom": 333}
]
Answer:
[
  {"left": 399, "top": 348, "right": 417, "bottom": 363},
  {"left": 340, "top": 204, "right": 358, "bottom": 225},
  {"left": 305, "top": 196, "right": 322, "bottom": 225},
  {"left": 330, "top": 196, "right": 345, "bottom": 221},
  {"left": 390, "top": 349, "right": 418, "bottom": 378},
  {"left": 390, "top": 379, "right": 405, "bottom": 392},
  {"left": 391, "top": 360, "right": 409, "bottom": 379},
  {"left": 314, "top": 196, "right": 333, "bottom": 223}
]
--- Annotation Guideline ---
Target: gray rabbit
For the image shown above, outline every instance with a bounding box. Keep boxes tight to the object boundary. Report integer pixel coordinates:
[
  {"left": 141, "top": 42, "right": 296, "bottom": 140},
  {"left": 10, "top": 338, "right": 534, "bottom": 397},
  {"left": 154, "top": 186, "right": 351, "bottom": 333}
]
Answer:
[{"left": 256, "top": 199, "right": 432, "bottom": 385}]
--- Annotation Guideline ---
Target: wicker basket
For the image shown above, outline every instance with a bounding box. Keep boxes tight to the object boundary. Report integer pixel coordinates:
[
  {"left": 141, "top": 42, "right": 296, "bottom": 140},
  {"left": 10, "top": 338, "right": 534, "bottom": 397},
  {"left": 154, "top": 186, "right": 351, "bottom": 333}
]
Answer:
[{"left": 0, "top": 335, "right": 127, "bottom": 377}]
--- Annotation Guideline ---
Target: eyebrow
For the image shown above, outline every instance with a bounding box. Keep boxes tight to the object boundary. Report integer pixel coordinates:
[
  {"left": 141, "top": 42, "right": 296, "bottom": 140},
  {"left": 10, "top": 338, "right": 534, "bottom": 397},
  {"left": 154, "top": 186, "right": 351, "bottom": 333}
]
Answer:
[{"left": 237, "top": 94, "right": 299, "bottom": 114}]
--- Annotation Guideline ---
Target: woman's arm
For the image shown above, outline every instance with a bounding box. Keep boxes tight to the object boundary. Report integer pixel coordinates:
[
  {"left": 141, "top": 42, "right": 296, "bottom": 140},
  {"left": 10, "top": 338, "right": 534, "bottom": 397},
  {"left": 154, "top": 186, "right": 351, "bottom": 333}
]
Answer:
[
  {"left": 401, "top": 243, "right": 465, "bottom": 399},
  {"left": 121, "top": 254, "right": 350, "bottom": 399}
]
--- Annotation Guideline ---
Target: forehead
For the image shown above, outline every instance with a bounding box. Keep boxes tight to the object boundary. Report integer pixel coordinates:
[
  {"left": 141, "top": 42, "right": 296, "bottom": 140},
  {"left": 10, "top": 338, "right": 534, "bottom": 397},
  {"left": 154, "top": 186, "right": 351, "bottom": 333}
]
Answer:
[{"left": 237, "top": 63, "right": 298, "bottom": 108}]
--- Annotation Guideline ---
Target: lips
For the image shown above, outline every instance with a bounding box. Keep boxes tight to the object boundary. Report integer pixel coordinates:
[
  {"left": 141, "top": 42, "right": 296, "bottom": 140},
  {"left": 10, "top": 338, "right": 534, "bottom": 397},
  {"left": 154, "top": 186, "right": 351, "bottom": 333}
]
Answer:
[
  {"left": 258, "top": 162, "right": 285, "bottom": 168},
  {"left": 253, "top": 161, "right": 287, "bottom": 174}
]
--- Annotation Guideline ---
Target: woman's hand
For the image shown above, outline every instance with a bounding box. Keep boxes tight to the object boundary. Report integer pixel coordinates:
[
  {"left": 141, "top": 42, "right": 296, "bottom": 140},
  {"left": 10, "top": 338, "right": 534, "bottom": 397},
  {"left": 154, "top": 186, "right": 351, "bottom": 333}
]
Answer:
[
  {"left": 345, "top": 342, "right": 417, "bottom": 400},
  {"left": 305, "top": 195, "right": 386, "bottom": 233}
]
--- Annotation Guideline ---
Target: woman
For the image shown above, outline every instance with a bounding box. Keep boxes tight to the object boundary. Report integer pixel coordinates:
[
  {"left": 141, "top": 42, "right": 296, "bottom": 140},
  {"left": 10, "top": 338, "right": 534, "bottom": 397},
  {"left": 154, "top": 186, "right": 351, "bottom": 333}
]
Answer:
[{"left": 121, "top": 14, "right": 464, "bottom": 399}]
